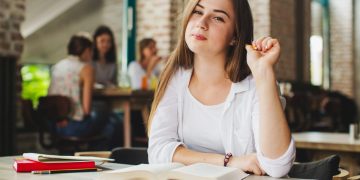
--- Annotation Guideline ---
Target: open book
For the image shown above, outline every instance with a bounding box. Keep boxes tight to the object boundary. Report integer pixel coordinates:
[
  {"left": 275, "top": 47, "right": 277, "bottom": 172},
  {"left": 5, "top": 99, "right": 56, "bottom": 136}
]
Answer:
[
  {"left": 98, "top": 163, "right": 249, "bottom": 180},
  {"left": 23, "top": 153, "right": 114, "bottom": 162}
]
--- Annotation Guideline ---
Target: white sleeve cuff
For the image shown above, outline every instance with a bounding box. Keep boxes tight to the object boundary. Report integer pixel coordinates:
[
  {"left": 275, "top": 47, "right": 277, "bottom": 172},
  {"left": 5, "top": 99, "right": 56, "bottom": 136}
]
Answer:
[
  {"left": 257, "top": 137, "right": 296, "bottom": 178},
  {"left": 148, "top": 141, "right": 186, "bottom": 164},
  {"left": 169, "top": 142, "right": 187, "bottom": 162}
]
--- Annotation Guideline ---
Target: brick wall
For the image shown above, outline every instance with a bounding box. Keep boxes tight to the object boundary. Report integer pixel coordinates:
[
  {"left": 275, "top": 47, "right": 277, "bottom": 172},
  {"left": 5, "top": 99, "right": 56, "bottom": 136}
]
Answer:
[
  {"left": 136, "top": 0, "right": 174, "bottom": 58},
  {"left": 330, "top": 0, "right": 354, "bottom": 97},
  {"left": 270, "top": 0, "right": 297, "bottom": 81},
  {"left": 248, "top": 0, "right": 271, "bottom": 38},
  {"left": 0, "top": 0, "right": 25, "bottom": 113},
  {"left": 0, "top": 0, "right": 25, "bottom": 57},
  {"left": 0, "top": 0, "right": 25, "bottom": 155}
]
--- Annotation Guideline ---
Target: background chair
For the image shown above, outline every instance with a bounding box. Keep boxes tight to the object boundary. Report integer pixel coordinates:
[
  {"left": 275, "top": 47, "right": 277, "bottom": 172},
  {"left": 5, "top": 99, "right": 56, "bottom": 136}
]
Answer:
[
  {"left": 36, "top": 95, "right": 105, "bottom": 155},
  {"left": 110, "top": 147, "right": 148, "bottom": 165},
  {"left": 130, "top": 90, "right": 153, "bottom": 147},
  {"left": 288, "top": 155, "right": 346, "bottom": 180},
  {"left": 19, "top": 99, "right": 37, "bottom": 132},
  {"left": 283, "top": 81, "right": 357, "bottom": 132}
]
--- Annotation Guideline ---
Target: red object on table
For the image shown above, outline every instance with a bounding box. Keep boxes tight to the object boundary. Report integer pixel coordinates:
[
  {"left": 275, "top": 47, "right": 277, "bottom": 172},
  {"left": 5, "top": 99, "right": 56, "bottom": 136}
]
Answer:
[{"left": 13, "top": 159, "right": 95, "bottom": 172}]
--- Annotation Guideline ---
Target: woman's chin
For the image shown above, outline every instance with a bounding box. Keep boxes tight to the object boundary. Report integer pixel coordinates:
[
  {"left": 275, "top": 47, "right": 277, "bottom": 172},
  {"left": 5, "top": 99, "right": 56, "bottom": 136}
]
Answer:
[{"left": 188, "top": 46, "right": 214, "bottom": 56}]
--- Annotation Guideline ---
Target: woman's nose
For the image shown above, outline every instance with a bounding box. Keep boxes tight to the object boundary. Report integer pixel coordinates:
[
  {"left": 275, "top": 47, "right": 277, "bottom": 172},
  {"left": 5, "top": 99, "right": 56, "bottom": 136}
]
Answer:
[{"left": 195, "top": 17, "right": 208, "bottom": 31}]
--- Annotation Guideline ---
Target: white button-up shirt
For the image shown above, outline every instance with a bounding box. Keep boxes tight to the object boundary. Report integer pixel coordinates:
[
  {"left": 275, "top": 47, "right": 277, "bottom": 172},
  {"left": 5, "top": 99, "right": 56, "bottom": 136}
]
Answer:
[{"left": 148, "top": 68, "right": 296, "bottom": 177}]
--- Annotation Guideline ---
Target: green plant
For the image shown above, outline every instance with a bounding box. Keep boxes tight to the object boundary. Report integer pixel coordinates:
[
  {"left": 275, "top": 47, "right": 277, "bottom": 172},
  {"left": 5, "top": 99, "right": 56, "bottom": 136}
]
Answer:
[{"left": 21, "top": 64, "right": 50, "bottom": 108}]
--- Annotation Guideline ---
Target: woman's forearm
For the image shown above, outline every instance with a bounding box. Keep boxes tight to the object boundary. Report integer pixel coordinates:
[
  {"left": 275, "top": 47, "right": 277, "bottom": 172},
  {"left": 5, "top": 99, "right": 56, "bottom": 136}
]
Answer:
[
  {"left": 254, "top": 67, "right": 291, "bottom": 159},
  {"left": 146, "top": 63, "right": 156, "bottom": 77},
  {"left": 81, "top": 65, "right": 94, "bottom": 115},
  {"left": 173, "top": 146, "right": 265, "bottom": 175},
  {"left": 173, "top": 146, "right": 224, "bottom": 166},
  {"left": 82, "top": 85, "right": 92, "bottom": 115}
]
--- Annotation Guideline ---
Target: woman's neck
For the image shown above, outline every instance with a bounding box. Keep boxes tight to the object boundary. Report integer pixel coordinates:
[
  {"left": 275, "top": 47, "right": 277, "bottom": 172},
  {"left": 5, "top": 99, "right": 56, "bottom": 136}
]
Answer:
[
  {"left": 140, "top": 56, "right": 151, "bottom": 69},
  {"left": 98, "top": 54, "right": 106, "bottom": 64},
  {"left": 192, "top": 54, "right": 228, "bottom": 85},
  {"left": 189, "top": 54, "right": 232, "bottom": 106}
]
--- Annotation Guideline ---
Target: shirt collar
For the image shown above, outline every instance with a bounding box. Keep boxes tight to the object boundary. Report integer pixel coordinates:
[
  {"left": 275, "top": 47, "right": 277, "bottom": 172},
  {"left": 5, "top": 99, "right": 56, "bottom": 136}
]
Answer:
[
  {"left": 222, "top": 76, "right": 250, "bottom": 104},
  {"left": 231, "top": 75, "right": 251, "bottom": 94},
  {"left": 183, "top": 68, "right": 251, "bottom": 99},
  {"left": 68, "top": 55, "right": 80, "bottom": 61}
]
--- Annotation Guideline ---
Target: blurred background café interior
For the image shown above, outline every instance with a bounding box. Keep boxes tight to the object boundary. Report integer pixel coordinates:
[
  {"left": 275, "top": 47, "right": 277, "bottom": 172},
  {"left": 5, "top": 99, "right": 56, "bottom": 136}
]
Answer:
[{"left": 1, "top": 0, "right": 360, "bottom": 176}]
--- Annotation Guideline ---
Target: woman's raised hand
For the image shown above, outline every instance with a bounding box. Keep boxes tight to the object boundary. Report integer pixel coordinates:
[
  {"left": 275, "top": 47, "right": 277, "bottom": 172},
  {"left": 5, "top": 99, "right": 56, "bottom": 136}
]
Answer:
[{"left": 245, "top": 37, "right": 281, "bottom": 80}]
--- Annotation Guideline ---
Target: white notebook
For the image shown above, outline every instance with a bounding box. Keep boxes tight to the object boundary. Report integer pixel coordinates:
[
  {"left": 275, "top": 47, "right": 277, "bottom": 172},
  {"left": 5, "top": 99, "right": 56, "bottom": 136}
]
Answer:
[
  {"left": 98, "top": 162, "right": 249, "bottom": 180},
  {"left": 23, "top": 153, "right": 114, "bottom": 162}
]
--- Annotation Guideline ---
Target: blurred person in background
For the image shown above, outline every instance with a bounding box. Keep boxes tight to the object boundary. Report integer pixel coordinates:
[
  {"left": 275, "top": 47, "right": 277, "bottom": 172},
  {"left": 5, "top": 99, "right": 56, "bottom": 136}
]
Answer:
[
  {"left": 128, "top": 38, "right": 165, "bottom": 90},
  {"left": 48, "top": 32, "right": 117, "bottom": 149},
  {"left": 92, "top": 25, "right": 118, "bottom": 87}
]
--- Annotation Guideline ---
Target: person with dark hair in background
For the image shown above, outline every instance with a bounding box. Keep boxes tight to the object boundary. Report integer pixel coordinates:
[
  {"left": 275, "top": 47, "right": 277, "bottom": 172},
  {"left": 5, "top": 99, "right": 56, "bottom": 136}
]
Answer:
[
  {"left": 92, "top": 25, "right": 118, "bottom": 87},
  {"left": 48, "top": 32, "right": 115, "bottom": 148},
  {"left": 92, "top": 26, "right": 124, "bottom": 148}
]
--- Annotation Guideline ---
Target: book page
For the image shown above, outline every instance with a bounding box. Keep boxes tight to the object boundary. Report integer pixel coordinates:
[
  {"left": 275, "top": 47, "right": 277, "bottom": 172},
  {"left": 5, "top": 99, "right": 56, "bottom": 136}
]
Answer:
[
  {"left": 98, "top": 163, "right": 184, "bottom": 180},
  {"left": 166, "top": 163, "right": 249, "bottom": 180},
  {"left": 108, "top": 163, "right": 184, "bottom": 174},
  {"left": 23, "top": 153, "right": 114, "bottom": 162}
]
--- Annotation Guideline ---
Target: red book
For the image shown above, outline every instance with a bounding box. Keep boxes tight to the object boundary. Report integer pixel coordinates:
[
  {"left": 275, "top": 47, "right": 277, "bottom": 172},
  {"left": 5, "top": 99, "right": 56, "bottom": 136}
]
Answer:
[{"left": 13, "top": 159, "right": 96, "bottom": 172}]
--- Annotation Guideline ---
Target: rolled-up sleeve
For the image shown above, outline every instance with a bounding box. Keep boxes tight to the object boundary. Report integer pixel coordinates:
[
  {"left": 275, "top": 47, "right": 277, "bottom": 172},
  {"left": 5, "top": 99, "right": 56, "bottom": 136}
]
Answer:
[
  {"left": 148, "top": 71, "right": 185, "bottom": 163},
  {"left": 257, "top": 138, "right": 296, "bottom": 177},
  {"left": 252, "top": 92, "right": 296, "bottom": 178}
]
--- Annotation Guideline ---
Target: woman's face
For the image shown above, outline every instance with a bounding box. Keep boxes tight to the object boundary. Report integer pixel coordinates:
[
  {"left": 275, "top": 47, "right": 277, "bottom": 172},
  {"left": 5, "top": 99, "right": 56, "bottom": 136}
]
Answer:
[
  {"left": 185, "top": 0, "right": 235, "bottom": 57},
  {"left": 96, "top": 33, "right": 112, "bottom": 55},
  {"left": 81, "top": 47, "right": 93, "bottom": 62},
  {"left": 142, "top": 42, "right": 158, "bottom": 59}
]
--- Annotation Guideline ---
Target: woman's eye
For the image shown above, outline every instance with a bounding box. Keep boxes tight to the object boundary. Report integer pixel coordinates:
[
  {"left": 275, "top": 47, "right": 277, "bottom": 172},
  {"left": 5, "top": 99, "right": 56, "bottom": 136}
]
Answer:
[
  {"left": 214, "top": 17, "right": 225, "bottom": 22},
  {"left": 192, "top": 10, "right": 202, "bottom": 15}
]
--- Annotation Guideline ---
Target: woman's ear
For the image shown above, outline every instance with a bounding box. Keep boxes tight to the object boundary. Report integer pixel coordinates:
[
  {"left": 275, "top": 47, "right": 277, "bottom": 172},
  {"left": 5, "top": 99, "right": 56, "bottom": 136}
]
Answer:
[{"left": 230, "top": 39, "right": 237, "bottom": 46}]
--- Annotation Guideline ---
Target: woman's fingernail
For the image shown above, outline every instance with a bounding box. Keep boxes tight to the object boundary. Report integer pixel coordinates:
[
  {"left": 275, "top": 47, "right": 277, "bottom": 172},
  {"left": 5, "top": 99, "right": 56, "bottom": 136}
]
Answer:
[{"left": 252, "top": 44, "right": 257, "bottom": 50}]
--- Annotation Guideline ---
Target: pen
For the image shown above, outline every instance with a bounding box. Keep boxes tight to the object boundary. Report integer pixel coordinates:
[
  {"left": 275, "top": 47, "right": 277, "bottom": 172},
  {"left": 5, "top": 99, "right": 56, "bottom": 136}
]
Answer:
[{"left": 31, "top": 168, "right": 97, "bottom": 174}]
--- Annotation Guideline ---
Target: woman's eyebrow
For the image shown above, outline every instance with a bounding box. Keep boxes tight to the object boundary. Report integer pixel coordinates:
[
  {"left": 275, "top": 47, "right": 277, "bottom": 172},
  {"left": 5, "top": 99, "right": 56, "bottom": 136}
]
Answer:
[
  {"left": 196, "top": 3, "right": 230, "bottom": 19},
  {"left": 213, "top": 9, "right": 230, "bottom": 18},
  {"left": 196, "top": 3, "right": 204, "bottom": 9}
]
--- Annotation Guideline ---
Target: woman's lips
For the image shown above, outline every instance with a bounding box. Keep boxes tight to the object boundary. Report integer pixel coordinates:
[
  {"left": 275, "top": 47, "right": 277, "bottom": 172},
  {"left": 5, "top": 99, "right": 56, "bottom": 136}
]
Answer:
[{"left": 192, "top": 34, "right": 207, "bottom": 40}]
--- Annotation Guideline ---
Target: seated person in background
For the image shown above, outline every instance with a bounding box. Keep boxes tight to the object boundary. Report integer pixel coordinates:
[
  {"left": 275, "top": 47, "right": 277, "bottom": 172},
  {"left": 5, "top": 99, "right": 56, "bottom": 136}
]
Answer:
[
  {"left": 147, "top": 0, "right": 295, "bottom": 178},
  {"left": 48, "top": 32, "right": 115, "bottom": 149},
  {"left": 128, "top": 38, "right": 164, "bottom": 90},
  {"left": 92, "top": 25, "right": 118, "bottom": 87}
]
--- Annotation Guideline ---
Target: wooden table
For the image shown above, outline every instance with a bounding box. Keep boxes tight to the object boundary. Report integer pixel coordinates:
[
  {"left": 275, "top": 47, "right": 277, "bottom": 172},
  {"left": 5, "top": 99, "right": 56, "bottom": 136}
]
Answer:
[
  {"left": 93, "top": 88, "right": 153, "bottom": 148},
  {"left": 0, "top": 156, "right": 305, "bottom": 180},
  {"left": 292, "top": 132, "right": 360, "bottom": 175},
  {"left": 293, "top": 132, "right": 360, "bottom": 152}
]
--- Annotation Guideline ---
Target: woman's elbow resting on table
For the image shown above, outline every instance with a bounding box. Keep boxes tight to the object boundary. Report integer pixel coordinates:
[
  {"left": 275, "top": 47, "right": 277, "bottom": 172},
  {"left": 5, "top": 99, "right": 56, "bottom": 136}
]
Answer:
[
  {"left": 258, "top": 138, "right": 296, "bottom": 178},
  {"left": 263, "top": 164, "right": 293, "bottom": 178},
  {"left": 148, "top": 137, "right": 184, "bottom": 164}
]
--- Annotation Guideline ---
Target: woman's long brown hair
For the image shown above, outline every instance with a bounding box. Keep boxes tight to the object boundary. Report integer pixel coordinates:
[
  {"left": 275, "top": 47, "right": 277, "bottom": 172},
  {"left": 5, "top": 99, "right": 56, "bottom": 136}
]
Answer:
[{"left": 147, "top": 0, "right": 254, "bottom": 134}]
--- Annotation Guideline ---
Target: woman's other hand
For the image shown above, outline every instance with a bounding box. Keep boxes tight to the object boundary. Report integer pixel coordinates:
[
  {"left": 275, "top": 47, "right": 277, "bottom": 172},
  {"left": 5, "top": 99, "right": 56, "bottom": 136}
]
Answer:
[{"left": 228, "top": 153, "right": 265, "bottom": 176}]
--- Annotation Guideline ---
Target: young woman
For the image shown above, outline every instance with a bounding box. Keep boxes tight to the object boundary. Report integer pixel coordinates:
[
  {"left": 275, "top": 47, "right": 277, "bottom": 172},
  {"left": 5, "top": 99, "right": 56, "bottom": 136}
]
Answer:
[
  {"left": 48, "top": 32, "right": 113, "bottom": 144},
  {"left": 128, "top": 38, "right": 163, "bottom": 90},
  {"left": 92, "top": 25, "right": 118, "bottom": 87},
  {"left": 147, "top": 0, "right": 295, "bottom": 178}
]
